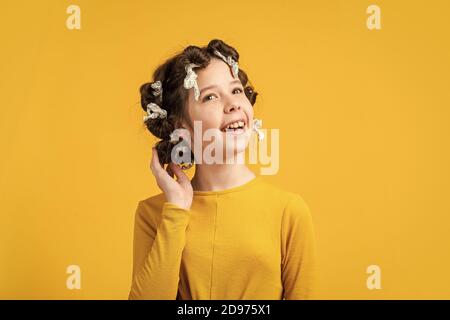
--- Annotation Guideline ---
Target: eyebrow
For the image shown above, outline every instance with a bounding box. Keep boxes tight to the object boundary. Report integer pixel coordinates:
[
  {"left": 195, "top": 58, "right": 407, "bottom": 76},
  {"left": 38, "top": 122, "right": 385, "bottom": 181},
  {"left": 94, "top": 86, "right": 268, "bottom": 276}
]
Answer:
[{"left": 199, "top": 79, "right": 242, "bottom": 96}]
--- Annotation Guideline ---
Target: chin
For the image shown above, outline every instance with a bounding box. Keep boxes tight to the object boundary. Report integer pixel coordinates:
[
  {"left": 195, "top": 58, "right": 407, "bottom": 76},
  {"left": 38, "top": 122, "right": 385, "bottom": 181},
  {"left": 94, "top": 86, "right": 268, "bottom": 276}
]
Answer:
[{"left": 223, "top": 129, "right": 251, "bottom": 158}]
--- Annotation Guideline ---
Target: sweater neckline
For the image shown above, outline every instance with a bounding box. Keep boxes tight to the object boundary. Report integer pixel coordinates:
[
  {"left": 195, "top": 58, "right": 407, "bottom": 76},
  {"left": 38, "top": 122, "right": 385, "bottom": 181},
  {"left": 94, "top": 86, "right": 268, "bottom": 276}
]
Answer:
[{"left": 192, "top": 175, "right": 261, "bottom": 196}]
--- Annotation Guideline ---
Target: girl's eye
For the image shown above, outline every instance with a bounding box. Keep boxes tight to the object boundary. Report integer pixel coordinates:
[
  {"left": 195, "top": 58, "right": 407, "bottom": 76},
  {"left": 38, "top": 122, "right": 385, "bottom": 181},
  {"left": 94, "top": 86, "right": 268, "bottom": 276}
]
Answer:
[
  {"left": 202, "top": 94, "right": 217, "bottom": 102},
  {"left": 202, "top": 87, "right": 243, "bottom": 103},
  {"left": 233, "top": 87, "right": 244, "bottom": 94}
]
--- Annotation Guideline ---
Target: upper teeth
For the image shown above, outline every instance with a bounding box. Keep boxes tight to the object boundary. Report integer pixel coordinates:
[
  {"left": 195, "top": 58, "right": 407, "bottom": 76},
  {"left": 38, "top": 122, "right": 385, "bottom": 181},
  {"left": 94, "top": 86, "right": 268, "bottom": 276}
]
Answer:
[{"left": 225, "top": 121, "right": 244, "bottom": 130}]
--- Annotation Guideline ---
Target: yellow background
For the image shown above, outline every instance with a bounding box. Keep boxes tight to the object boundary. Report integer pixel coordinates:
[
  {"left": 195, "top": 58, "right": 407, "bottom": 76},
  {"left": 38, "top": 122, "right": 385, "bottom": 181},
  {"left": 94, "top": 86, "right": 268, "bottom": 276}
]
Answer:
[{"left": 1, "top": 0, "right": 449, "bottom": 299}]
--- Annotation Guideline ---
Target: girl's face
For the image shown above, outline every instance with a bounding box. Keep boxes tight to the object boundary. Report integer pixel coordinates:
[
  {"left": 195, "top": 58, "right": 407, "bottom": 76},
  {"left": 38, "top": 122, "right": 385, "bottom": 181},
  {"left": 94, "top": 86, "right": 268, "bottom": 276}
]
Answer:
[{"left": 182, "top": 58, "right": 254, "bottom": 163}]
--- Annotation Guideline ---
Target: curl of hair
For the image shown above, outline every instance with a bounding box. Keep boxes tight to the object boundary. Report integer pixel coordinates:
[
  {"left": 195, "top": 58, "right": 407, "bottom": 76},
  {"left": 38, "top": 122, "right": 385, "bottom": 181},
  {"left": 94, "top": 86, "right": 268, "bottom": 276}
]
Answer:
[{"left": 140, "top": 39, "right": 258, "bottom": 167}]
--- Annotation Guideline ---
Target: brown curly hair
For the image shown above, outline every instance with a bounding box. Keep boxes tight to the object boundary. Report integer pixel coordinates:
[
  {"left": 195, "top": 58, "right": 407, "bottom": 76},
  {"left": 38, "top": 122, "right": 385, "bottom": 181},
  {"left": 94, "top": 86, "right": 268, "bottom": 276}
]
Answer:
[{"left": 140, "top": 39, "right": 258, "bottom": 167}]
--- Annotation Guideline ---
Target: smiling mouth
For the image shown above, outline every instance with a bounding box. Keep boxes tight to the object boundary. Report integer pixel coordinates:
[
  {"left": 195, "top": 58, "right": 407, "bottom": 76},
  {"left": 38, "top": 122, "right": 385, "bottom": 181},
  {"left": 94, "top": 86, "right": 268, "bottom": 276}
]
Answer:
[{"left": 220, "top": 120, "right": 247, "bottom": 133}]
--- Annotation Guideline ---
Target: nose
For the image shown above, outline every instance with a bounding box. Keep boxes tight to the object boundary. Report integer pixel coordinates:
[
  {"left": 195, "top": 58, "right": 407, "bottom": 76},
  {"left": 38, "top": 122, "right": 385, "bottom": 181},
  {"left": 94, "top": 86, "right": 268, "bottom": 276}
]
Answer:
[{"left": 224, "top": 103, "right": 241, "bottom": 113}]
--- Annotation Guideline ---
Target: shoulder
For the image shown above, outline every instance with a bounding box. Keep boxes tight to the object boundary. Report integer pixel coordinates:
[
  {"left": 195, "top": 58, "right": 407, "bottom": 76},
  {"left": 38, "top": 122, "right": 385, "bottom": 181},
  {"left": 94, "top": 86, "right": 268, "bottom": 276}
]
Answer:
[
  {"left": 255, "top": 177, "right": 313, "bottom": 229},
  {"left": 280, "top": 192, "right": 314, "bottom": 236},
  {"left": 283, "top": 193, "right": 312, "bottom": 218},
  {"left": 138, "top": 192, "right": 166, "bottom": 212},
  {"left": 134, "top": 192, "right": 166, "bottom": 228},
  {"left": 256, "top": 177, "right": 312, "bottom": 217}
]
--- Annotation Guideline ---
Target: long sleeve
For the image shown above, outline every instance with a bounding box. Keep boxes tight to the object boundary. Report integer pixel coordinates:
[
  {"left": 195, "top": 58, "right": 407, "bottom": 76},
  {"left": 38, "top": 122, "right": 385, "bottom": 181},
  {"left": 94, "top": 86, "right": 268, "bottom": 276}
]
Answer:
[
  {"left": 281, "top": 194, "right": 317, "bottom": 300},
  {"left": 128, "top": 200, "right": 191, "bottom": 300}
]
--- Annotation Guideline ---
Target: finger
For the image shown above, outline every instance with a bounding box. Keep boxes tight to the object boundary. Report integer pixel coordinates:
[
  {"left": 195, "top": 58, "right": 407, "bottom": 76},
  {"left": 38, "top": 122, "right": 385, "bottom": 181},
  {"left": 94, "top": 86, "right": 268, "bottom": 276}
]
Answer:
[
  {"left": 170, "top": 162, "right": 190, "bottom": 186},
  {"left": 150, "top": 147, "right": 165, "bottom": 176},
  {"left": 166, "top": 164, "right": 174, "bottom": 178}
]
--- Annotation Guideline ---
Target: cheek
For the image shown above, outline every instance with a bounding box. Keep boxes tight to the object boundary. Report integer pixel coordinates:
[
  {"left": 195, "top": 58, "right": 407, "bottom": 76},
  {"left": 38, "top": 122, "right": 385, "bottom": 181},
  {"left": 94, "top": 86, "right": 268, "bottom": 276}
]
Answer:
[
  {"left": 189, "top": 114, "right": 222, "bottom": 146},
  {"left": 195, "top": 109, "right": 222, "bottom": 131},
  {"left": 244, "top": 103, "right": 254, "bottom": 122},
  {"left": 202, "top": 118, "right": 221, "bottom": 131}
]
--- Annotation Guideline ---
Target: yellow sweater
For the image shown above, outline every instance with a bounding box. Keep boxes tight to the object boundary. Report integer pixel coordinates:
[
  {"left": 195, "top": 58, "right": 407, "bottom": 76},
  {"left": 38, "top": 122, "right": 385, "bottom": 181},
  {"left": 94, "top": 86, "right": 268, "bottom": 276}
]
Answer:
[{"left": 128, "top": 175, "right": 317, "bottom": 300}]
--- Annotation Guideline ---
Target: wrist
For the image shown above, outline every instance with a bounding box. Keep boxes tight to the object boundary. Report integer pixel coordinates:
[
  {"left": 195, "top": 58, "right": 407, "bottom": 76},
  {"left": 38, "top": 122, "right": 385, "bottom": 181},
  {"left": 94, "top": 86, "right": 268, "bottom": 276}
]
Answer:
[{"left": 167, "top": 198, "right": 191, "bottom": 211}]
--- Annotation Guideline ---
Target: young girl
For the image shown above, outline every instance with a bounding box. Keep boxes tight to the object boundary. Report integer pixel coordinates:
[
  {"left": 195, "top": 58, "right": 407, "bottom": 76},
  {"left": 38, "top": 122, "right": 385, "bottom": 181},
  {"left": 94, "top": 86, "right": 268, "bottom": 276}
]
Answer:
[{"left": 128, "top": 39, "right": 317, "bottom": 300}]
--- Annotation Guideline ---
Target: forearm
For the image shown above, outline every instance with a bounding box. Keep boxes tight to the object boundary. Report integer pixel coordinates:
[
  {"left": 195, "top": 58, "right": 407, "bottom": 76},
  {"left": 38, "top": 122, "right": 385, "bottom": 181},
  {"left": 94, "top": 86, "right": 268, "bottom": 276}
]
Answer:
[{"left": 129, "top": 202, "right": 190, "bottom": 300}]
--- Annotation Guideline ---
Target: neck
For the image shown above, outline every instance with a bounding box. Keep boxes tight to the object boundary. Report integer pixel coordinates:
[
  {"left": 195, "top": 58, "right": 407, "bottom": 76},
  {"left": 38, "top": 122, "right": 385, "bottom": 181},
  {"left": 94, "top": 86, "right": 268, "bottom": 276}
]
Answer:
[{"left": 190, "top": 163, "right": 256, "bottom": 192}]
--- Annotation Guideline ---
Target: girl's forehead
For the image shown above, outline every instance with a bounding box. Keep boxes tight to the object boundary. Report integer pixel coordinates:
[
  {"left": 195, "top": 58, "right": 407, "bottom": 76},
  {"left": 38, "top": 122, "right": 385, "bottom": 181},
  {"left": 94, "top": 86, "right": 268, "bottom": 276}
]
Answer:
[{"left": 197, "top": 58, "right": 234, "bottom": 86}]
